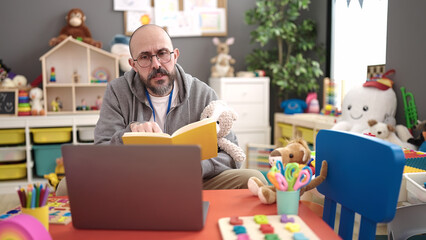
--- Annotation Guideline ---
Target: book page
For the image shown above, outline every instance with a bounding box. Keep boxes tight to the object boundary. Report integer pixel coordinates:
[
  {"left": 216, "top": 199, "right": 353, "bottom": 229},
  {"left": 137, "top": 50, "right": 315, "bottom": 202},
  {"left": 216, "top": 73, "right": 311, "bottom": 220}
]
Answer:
[
  {"left": 122, "top": 132, "right": 173, "bottom": 145},
  {"left": 172, "top": 118, "right": 216, "bottom": 137}
]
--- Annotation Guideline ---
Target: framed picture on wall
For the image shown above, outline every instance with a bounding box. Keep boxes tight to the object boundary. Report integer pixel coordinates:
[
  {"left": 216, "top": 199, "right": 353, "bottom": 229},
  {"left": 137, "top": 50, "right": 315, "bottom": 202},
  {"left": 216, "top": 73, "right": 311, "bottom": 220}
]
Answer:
[{"left": 124, "top": 0, "right": 227, "bottom": 37}]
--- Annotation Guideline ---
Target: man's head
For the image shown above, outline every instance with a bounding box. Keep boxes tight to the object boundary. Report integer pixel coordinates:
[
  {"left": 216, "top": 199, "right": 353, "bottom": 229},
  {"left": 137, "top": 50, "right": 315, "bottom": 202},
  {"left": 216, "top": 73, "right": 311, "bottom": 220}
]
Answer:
[{"left": 128, "top": 24, "right": 180, "bottom": 97}]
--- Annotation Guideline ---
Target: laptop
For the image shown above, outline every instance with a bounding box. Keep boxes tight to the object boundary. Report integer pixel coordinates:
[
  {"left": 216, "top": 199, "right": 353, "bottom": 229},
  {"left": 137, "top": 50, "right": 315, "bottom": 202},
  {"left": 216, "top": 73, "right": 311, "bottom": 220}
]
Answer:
[{"left": 61, "top": 144, "right": 209, "bottom": 231}]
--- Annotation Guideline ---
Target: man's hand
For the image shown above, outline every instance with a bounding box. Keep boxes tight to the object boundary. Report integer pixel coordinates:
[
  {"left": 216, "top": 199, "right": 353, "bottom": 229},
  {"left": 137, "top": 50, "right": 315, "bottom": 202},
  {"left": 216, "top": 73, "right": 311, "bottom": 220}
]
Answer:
[{"left": 130, "top": 122, "right": 162, "bottom": 133}]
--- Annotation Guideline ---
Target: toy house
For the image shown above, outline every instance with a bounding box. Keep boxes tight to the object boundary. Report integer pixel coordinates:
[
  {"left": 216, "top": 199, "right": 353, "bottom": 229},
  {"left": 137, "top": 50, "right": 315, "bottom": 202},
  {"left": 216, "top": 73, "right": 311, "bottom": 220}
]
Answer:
[{"left": 39, "top": 36, "right": 119, "bottom": 115}]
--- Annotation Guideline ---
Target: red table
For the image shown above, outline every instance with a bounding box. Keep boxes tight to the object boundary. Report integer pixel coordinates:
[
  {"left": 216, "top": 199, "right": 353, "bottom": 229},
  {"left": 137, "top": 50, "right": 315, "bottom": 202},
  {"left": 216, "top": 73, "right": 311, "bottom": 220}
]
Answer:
[{"left": 49, "top": 189, "right": 341, "bottom": 239}]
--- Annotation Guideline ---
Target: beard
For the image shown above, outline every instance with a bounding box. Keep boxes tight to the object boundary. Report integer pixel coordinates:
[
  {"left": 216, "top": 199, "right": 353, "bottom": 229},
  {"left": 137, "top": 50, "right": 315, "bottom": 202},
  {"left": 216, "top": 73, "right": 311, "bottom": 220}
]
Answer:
[{"left": 141, "top": 67, "right": 176, "bottom": 96}]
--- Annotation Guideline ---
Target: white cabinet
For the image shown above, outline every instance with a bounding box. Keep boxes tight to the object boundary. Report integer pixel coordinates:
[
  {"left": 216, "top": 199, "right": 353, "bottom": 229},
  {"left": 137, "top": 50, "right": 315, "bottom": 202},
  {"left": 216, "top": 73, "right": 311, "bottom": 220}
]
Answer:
[
  {"left": 0, "top": 114, "right": 99, "bottom": 194},
  {"left": 209, "top": 77, "right": 271, "bottom": 154}
]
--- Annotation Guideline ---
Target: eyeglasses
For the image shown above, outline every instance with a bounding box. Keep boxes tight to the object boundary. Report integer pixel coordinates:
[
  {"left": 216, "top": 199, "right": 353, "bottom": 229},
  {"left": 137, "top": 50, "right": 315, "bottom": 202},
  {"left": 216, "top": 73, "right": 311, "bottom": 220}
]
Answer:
[{"left": 133, "top": 49, "right": 174, "bottom": 68}]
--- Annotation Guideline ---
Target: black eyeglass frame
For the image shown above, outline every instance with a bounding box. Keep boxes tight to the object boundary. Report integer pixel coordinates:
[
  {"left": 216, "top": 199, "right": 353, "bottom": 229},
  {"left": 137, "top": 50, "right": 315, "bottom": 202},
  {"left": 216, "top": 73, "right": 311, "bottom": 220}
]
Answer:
[{"left": 132, "top": 51, "right": 174, "bottom": 68}]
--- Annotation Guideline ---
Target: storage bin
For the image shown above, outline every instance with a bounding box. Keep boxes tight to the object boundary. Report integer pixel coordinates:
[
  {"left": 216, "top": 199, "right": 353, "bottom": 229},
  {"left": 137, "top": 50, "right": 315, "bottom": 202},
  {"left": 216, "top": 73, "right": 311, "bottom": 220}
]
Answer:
[
  {"left": 278, "top": 123, "right": 293, "bottom": 138},
  {"left": 77, "top": 126, "right": 95, "bottom": 142},
  {"left": 0, "top": 146, "right": 26, "bottom": 162},
  {"left": 30, "top": 127, "right": 72, "bottom": 144},
  {"left": 33, "top": 144, "right": 62, "bottom": 177},
  {"left": 0, "top": 163, "right": 27, "bottom": 180},
  {"left": 296, "top": 126, "right": 314, "bottom": 144},
  {"left": 0, "top": 129, "right": 25, "bottom": 145},
  {"left": 404, "top": 172, "right": 426, "bottom": 203}
]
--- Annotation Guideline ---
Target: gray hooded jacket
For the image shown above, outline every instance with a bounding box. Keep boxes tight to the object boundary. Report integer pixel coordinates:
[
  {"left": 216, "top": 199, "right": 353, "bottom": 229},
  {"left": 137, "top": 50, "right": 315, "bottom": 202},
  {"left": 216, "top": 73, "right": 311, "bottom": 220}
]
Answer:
[{"left": 94, "top": 64, "right": 242, "bottom": 179}]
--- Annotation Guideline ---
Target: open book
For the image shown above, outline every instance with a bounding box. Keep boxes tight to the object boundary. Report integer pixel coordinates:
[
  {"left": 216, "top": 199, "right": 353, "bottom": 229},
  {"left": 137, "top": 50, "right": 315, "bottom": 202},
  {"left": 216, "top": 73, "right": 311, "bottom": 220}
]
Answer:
[{"left": 122, "top": 118, "right": 218, "bottom": 160}]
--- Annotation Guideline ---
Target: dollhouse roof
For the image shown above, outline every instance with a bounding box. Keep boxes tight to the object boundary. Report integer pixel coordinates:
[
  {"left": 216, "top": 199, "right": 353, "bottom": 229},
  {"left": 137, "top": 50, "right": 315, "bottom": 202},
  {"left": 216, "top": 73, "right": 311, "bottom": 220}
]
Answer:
[{"left": 39, "top": 36, "right": 119, "bottom": 61}]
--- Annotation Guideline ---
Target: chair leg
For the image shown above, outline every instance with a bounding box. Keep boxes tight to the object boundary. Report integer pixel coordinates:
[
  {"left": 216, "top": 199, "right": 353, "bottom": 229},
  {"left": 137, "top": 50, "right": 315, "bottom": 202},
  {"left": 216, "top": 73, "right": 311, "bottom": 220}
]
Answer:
[
  {"left": 359, "top": 216, "right": 376, "bottom": 240},
  {"left": 323, "top": 197, "right": 336, "bottom": 228},
  {"left": 339, "top": 205, "right": 355, "bottom": 240}
]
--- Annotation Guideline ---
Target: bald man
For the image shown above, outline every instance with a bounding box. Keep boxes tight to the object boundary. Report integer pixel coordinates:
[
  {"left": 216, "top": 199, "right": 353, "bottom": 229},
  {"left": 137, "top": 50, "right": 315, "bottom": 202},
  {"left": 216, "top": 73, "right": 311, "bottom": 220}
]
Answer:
[{"left": 90, "top": 24, "right": 267, "bottom": 189}]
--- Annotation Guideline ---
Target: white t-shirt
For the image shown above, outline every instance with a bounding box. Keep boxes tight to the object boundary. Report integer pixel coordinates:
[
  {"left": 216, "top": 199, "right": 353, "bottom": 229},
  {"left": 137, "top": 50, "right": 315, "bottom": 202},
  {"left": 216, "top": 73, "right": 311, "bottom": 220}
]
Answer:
[{"left": 147, "top": 81, "right": 178, "bottom": 131}]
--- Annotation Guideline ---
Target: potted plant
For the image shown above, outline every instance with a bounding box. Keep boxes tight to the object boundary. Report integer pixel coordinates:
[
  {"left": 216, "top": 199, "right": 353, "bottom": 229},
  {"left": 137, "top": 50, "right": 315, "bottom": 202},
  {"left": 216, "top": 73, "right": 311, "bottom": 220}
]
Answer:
[{"left": 245, "top": 0, "right": 324, "bottom": 102}]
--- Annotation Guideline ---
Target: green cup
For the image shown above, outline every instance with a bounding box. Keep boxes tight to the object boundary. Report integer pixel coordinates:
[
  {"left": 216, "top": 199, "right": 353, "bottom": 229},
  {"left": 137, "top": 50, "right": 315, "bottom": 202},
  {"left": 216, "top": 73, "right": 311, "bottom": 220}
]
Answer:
[{"left": 276, "top": 189, "right": 300, "bottom": 215}]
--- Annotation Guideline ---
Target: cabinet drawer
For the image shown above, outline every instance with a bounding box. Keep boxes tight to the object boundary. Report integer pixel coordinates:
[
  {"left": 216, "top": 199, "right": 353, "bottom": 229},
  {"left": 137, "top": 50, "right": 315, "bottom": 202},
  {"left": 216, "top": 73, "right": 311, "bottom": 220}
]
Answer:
[
  {"left": 296, "top": 126, "right": 315, "bottom": 144},
  {"left": 222, "top": 83, "right": 265, "bottom": 103},
  {"left": 277, "top": 123, "right": 293, "bottom": 138},
  {"left": 232, "top": 103, "right": 269, "bottom": 128}
]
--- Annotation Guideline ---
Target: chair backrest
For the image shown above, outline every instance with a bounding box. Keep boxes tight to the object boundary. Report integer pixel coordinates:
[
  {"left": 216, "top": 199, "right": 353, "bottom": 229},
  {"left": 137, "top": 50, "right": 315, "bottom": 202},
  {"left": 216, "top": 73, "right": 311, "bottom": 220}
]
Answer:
[
  {"left": 387, "top": 203, "right": 426, "bottom": 240},
  {"left": 316, "top": 130, "right": 405, "bottom": 240}
]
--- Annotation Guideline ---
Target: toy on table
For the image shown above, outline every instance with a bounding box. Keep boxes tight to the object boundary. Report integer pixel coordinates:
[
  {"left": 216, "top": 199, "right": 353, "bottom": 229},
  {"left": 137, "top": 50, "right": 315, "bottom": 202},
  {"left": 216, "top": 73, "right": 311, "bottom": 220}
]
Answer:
[
  {"left": 218, "top": 214, "right": 319, "bottom": 240},
  {"left": 367, "top": 119, "right": 417, "bottom": 149},
  {"left": 44, "top": 157, "right": 66, "bottom": 188},
  {"left": 29, "top": 87, "right": 45, "bottom": 115},
  {"left": 210, "top": 37, "right": 236, "bottom": 78},
  {"left": 91, "top": 67, "right": 109, "bottom": 83},
  {"left": 200, "top": 100, "right": 246, "bottom": 162},
  {"left": 280, "top": 99, "right": 307, "bottom": 115},
  {"left": 248, "top": 138, "right": 327, "bottom": 204},
  {"left": 49, "top": 8, "right": 102, "bottom": 48}
]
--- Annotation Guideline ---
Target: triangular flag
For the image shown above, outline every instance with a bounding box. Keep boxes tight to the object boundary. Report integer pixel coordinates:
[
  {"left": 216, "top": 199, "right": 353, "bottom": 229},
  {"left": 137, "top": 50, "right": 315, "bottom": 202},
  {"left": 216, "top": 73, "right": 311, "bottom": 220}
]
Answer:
[
  {"left": 359, "top": 0, "right": 364, "bottom": 8},
  {"left": 347, "top": 0, "right": 351, "bottom": 7}
]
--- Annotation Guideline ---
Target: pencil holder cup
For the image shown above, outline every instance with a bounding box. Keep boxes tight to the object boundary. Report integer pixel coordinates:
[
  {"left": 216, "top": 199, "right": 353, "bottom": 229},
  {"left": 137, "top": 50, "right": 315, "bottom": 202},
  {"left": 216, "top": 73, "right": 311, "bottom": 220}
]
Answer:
[
  {"left": 276, "top": 190, "right": 300, "bottom": 215},
  {"left": 21, "top": 205, "right": 49, "bottom": 230}
]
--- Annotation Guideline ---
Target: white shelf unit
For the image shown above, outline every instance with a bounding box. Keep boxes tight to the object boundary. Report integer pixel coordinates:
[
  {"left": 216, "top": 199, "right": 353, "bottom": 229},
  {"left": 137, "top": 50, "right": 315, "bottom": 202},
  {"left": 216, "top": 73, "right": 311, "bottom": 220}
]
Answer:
[
  {"left": 40, "top": 36, "right": 119, "bottom": 115},
  {"left": 0, "top": 114, "right": 99, "bottom": 194},
  {"left": 209, "top": 77, "right": 271, "bottom": 158}
]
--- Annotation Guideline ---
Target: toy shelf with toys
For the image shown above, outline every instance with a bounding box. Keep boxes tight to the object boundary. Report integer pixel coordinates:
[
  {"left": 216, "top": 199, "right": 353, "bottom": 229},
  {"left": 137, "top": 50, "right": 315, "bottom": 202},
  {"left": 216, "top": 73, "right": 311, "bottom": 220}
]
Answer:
[
  {"left": 40, "top": 36, "right": 119, "bottom": 115},
  {"left": 0, "top": 114, "right": 99, "bottom": 194},
  {"left": 274, "top": 113, "right": 338, "bottom": 148}
]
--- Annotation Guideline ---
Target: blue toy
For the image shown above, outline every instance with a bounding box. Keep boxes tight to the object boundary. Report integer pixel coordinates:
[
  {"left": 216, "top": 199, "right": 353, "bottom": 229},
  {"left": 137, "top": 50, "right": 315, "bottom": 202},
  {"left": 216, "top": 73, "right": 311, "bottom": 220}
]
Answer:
[{"left": 280, "top": 99, "right": 307, "bottom": 115}]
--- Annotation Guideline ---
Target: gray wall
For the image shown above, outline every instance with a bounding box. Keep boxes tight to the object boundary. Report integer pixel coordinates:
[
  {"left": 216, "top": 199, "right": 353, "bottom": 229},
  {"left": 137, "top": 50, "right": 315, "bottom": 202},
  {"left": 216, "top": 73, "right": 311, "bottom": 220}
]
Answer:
[
  {"left": 0, "top": 0, "right": 260, "bottom": 84},
  {"left": 386, "top": 0, "right": 425, "bottom": 126}
]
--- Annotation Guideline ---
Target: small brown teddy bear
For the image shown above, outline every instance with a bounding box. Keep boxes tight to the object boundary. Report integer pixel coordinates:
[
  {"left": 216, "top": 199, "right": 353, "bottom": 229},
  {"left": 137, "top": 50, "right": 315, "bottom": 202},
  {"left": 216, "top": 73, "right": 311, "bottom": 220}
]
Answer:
[
  {"left": 49, "top": 8, "right": 102, "bottom": 48},
  {"left": 210, "top": 37, "right": 236, "bottom": 78},
  {"left": 200, "top": 100, "right": 245, "bottom": 162},
  {"left": 248, "top": 138, "right": 328, "bottom": 204}
]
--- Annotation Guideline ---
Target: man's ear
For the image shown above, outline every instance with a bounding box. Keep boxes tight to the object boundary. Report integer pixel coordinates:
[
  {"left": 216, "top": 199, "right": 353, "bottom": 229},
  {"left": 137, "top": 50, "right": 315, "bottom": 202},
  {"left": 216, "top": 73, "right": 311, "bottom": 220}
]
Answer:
[
  {"left": 173, "top": 48, "right": 180, "bottom": 62},
  {"left": 128, "top": 58, "right": 138, "bottom": 72}
]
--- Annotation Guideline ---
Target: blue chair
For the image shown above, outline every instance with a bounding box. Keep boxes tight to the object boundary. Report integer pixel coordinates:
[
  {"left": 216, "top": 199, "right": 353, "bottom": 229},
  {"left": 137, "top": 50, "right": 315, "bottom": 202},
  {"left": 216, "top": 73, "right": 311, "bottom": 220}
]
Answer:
[{"left": 316, "top": 130, "right": 405, "bottom": 240}]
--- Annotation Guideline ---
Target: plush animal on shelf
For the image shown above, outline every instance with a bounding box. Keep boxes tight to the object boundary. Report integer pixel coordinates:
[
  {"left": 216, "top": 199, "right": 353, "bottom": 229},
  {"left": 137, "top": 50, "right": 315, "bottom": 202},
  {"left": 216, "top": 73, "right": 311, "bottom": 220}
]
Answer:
[
  {"left": 49, "top": 8, "right": 102, "bottom": 48},
  {"left": 200, "top": 100, "right": 245, "bottom": 162},
  {"left": 110, "top": 34, "right": 131, "bottom": 73},
  {"left": 408, "top": 120, "right": 426, "bottom": 152},
  {"left": 29, "top": 87, "right": 45, "bottom": 115},
  {"left": 332, "top": 75, "right": 397, "bottom": 133},
  {"left": 367, "top": 119, "right": 416, "bottom": 149},
  {"left": 210, "top": 37, "right": 236, "bottom": 78},
  {"left": 248, "top": 138, "right": 328, "bottom": 204}
]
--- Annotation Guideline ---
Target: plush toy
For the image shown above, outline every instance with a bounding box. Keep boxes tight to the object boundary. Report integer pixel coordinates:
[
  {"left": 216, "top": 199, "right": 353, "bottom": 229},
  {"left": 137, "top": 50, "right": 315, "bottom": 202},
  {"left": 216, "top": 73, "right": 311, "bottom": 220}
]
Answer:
[
  {"left": 332, "top": 74, "right": 397, "bottom": 133},
  {"left": 305, "top": 92, "right": 320, "bottom": 113},
  {"left": 29, "top": 87, "right": 45, "bottom": 115},
  {"left": 210, "top": 37, "right": 235, "bottom": 78},
  {"left": 247, "top": 138, "right": 328, "bottom": 204},
  {"left": 408, "top": 120, "right": 426, "bottom": 152},
  {"left": 110, "top": 34, "right": 131, "bottom": 73},
  {"left": 200, "top": 100, "right": 245, "bottom": 162},
  {"left": 49, "top": 8, "right": 102, "bottom": 48},
  {"left": 367, "top": 119, "right": 416, "bottom": 149}
]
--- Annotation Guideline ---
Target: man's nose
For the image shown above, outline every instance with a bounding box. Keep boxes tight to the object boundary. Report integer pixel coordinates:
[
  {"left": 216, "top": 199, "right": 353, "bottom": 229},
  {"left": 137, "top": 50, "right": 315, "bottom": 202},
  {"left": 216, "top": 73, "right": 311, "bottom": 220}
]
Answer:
[{"left": 151, "top": 55, "right": 161, "bottom": 68}]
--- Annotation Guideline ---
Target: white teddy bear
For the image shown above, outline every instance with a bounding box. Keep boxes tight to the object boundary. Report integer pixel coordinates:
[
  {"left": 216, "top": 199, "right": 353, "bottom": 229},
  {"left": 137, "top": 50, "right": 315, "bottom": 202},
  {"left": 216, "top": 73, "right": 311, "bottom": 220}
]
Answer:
[
  {"left": 200, "top": 100, "right": 245, "bottom": 162},
  {"left": 368, "top": 119, "right": 416, "bottom": 149},
  {"left": 29, "top": 87, "right": 45, "bottom": 115}
]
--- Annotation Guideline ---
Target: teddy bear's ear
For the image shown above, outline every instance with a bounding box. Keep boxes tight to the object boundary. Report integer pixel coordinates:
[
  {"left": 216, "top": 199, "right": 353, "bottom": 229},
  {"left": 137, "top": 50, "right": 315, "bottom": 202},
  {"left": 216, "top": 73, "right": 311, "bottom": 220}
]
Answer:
[{"left": 368, "top": 119, "right": 377, "bottom": 127}]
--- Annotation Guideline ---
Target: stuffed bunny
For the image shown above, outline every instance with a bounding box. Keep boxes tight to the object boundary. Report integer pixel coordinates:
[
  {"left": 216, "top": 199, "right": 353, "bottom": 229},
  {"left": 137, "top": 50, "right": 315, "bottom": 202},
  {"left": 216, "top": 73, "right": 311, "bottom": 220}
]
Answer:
[
  {"left": 200, "top": 100, "right": 245, "bottom": 162},
  {"left": 210, "top": 37, "right": 236, "bottom": 78}
]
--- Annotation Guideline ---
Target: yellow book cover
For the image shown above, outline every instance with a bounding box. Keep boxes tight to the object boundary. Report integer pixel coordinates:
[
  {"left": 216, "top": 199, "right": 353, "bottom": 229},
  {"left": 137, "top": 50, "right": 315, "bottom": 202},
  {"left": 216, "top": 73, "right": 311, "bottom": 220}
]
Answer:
[{"left": 122, "top": 118, "right": 218, "bottom": 160}]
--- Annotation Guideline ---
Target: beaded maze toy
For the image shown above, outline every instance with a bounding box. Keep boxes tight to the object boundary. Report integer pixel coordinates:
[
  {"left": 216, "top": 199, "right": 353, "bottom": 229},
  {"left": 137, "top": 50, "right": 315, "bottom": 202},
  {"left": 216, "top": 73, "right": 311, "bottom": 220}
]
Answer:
[
  {"left": 0, "top": 197, "right": 71, "bottom": 225},
  {"left": 218, "top": 214, "right": 319, "bottom": 240}
]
